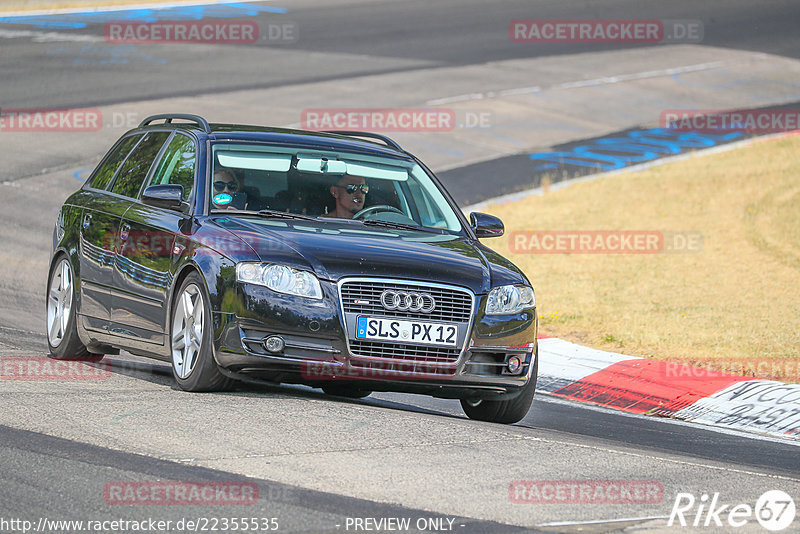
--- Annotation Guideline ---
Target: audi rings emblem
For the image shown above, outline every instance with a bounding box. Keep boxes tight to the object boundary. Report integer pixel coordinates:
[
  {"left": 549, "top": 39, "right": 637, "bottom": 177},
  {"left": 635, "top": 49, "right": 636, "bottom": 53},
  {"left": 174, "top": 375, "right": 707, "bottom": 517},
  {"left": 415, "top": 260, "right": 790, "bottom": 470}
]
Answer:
[{"left": 380, "top": 290, "right": 436, "bottom": 313}]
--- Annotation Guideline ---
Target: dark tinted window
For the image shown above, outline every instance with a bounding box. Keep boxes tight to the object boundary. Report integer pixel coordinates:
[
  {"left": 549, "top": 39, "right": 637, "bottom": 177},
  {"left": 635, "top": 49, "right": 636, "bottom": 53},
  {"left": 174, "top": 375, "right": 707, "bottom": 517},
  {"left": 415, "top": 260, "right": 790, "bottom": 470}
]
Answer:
[
  {"left": 110, "top": 131, "right": 170, "bottom": 198},
  {"left": 147, "top": 133, "right": 196, "bottom": 201},
  {"left": 89, "top": 134, "right": 142, "bottom": 190}
]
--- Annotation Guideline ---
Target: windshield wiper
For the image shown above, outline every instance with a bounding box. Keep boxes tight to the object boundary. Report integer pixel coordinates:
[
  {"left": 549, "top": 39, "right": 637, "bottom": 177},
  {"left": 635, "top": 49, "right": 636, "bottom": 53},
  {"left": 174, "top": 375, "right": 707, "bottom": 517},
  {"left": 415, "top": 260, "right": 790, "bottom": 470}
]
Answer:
[
  {"left": 210, "top": 209, "right": 317, "bottom": 221},
  {"left": 255, "top": 209, "right": 317, "bottom": 220},
  {"left": 360, "top": 219, "right": 447, "bottom": 234}
]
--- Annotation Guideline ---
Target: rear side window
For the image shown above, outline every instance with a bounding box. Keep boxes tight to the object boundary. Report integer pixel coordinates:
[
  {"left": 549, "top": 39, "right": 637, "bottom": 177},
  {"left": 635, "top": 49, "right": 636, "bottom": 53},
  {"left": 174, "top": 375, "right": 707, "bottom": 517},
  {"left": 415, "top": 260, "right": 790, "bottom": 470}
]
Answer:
[
  {"left": 88, "top": 134, "right": 142, "bottom": 190},
  {"left": 146, "top": 133, "right": 196, "bottom": 201},
  {"left": 110, "top": 131, "right": 170, "bottom": 198}
]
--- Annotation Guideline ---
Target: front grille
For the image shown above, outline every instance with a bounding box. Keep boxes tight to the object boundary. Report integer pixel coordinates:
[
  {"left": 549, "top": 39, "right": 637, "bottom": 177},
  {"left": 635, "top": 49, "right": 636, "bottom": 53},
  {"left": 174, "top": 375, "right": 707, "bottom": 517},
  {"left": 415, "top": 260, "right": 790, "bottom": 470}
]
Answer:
[
  {"left": 349, "top": 340, "right": 460, "bottom": 363},
  {"left": 341, "top": 280, "right": 472, "bottom": 322}
]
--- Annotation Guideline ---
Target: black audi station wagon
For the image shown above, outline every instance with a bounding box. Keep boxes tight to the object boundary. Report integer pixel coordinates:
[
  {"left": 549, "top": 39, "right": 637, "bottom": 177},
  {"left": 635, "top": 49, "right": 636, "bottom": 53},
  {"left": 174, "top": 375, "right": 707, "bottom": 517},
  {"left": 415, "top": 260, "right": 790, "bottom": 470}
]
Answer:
[{"left": 47, "top": 114, "right": 538, "bottom": 424}]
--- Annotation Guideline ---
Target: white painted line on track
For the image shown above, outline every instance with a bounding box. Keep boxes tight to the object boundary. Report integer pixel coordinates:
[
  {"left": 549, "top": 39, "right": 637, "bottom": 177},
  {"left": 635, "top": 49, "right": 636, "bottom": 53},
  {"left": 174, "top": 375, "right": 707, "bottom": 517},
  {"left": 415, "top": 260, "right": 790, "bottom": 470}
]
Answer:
[
  {"left": 556, "top": 61, "right": 726, "bottom": 89},
  {"left": 537, "top": 515, "right": 670, "bottom": 528},
  {"left": 0, "top": 28, "right": 103, "bottom": 41},
  {"left": 535, "top": 431, "right": 800, "bottom": 482},
  {"left": 0, "top": 0, "right": 280, "bottom": 18},
  {"left": 427, "top": 61, "right": 728, "bottom": 106}
]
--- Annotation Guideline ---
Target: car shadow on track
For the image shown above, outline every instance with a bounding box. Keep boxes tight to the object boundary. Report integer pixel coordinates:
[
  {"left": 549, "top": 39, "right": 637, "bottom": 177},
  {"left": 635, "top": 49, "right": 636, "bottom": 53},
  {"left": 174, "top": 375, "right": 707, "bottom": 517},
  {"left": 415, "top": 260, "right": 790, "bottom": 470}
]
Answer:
[
  {"left": 102, "top": 354, "right": 459, "bottom": 420},
  {"left": 234, "top": 381, "right": 458, "bottom": 420}
]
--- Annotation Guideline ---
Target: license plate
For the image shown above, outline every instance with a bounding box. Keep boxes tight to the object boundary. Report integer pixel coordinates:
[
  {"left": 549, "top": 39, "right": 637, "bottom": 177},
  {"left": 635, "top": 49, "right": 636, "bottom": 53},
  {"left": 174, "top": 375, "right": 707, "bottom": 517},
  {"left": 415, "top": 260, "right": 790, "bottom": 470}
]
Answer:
[{"left": 356, "top": 316, "right": 458, "bottom": 347}]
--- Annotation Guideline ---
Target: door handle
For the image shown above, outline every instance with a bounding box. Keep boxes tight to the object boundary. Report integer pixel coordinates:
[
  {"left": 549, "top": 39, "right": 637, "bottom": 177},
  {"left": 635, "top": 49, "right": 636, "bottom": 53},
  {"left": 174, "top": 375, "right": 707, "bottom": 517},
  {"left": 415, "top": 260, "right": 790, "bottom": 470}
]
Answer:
[
  {"left": 82, "top": 213, "right": 92, "bottom": 229},
  {"left": 119, "top": 223, "right": 130, "bottom": 241}
]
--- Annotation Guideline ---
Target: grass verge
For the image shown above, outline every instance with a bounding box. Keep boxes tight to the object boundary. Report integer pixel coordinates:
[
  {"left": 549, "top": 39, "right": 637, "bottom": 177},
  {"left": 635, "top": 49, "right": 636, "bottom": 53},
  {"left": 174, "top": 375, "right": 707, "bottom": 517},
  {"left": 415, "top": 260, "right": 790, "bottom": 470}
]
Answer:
[{"left": 482, "top": 134, "right": 800, "bottom": 382}]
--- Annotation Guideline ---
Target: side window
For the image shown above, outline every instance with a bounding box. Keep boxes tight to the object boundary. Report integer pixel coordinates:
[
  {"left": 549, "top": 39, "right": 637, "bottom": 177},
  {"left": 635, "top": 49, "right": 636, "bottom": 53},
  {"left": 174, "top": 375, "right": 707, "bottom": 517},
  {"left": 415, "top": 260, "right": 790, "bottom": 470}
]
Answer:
[
  {"left": 109, "top": 131, "right": 170, "bottom": 199},
  {"left": 406, "top": 180, "right": 445, "bottom": 227},
  {"left": 146, "top": 133, "right": 196, "bottom": 201},
  {"left": 88, "top": 134, "right": 143, "bottom": 190}
]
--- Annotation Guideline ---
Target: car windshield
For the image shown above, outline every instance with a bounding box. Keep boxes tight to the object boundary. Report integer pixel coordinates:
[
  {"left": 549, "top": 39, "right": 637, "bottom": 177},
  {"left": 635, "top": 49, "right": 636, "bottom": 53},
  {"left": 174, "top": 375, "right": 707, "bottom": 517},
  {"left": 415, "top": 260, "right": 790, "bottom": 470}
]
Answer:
[{"left": 209, "top": 142, "right": 464, "bottom": 234}]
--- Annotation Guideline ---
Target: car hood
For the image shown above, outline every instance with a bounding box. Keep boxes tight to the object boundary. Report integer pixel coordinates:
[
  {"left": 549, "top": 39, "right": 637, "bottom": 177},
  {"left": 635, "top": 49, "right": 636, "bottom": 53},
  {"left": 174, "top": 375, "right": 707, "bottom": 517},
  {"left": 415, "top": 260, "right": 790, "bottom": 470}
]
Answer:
[{"left": 210, "top": 216, "right": 527, "bottom": 294}]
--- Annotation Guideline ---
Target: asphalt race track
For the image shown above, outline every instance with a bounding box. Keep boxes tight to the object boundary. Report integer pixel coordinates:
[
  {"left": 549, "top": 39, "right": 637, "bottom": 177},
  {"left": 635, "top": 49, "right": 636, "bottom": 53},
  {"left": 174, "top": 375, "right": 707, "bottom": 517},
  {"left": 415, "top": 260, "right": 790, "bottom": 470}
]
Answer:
[{"left": 1, "top": 1, "right": 799, "bottom": 532}]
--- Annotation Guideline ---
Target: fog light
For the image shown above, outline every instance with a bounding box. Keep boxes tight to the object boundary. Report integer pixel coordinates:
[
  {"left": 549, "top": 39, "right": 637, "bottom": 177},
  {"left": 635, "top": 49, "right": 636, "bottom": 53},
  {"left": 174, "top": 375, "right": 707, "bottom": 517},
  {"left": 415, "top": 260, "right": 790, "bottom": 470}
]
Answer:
[
  {"left": 263, "top": 335, "right": 285, "bottom": 354},
  {"left": 507, "top": 356, "right": 522, "bottom": 374}
]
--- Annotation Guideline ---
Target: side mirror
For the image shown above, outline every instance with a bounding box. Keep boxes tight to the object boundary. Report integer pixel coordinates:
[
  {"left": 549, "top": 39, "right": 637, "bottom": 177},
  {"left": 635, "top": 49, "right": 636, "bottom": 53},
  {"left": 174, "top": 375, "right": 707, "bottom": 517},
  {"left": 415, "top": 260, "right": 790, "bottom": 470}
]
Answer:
[
  {"left": 142, "top": 184, "right": 186, "bottom": 212},
  {"left": 470, "top": 212, "right": 504, "bottom": 238}
]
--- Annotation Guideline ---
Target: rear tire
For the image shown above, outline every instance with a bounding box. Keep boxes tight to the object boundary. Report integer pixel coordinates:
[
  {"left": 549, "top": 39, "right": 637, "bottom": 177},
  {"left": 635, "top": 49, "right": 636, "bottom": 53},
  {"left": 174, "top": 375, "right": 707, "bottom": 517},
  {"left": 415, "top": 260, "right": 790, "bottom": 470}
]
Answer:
[
  {"left": 460, "top": 357, "right": 538, "bottom": 424},
  {"left": 322, "top": 384, "right": 373, "bottom": 399},
  {"left": 170, "top": 272, "right": 232, "bottom": 392},
  {"left": 46, "top": 255, "right": 103, "bottom": 362}
]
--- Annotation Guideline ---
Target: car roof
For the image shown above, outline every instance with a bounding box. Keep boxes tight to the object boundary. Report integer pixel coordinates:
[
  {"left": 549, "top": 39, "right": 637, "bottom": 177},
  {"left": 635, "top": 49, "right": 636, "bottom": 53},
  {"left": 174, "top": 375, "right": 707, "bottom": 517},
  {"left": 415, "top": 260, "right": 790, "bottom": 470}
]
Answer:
[
  {"left": 207, "top": 127, "right": 410, "bottom": 158},
  {"left": 135, "top": 114, "right": 411, "bottom": 160}
]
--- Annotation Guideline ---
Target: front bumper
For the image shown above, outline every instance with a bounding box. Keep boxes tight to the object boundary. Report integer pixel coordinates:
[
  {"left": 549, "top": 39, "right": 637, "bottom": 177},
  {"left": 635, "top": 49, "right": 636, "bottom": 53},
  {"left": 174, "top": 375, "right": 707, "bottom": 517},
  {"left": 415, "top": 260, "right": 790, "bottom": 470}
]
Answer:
[{"left": 213, "top": 279, "right": 538, "bottom": 400}]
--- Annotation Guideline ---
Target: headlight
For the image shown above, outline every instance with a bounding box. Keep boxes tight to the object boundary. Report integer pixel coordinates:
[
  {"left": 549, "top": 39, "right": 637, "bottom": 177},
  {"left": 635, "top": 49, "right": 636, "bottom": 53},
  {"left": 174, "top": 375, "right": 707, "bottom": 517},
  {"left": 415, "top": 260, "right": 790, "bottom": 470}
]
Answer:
[
  {"left": 485, "top": 285, "right": 535, "bottom": 315},
  {"left": 236, "top": 263, "right": 323, "bottom": 299}
]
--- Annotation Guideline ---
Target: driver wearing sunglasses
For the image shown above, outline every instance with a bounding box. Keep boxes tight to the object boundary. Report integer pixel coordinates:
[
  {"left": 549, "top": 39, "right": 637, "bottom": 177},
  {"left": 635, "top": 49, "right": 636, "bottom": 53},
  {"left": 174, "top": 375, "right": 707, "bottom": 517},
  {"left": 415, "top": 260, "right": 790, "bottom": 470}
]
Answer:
[
  {"left": 328, "top": 174, "right": 369, "bottom": 219},
  {"left": 211, "top": 169, "right": 244, "bottom": 210}
]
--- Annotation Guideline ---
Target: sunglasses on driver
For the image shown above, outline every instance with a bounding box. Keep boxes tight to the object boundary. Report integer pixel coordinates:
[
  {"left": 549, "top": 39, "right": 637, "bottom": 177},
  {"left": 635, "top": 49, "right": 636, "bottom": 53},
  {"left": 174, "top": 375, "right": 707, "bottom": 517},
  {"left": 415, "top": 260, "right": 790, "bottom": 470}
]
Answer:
[
  {"left": 213, "top": 180, "right": 239, "bottom": 192},
  {"left": 334, "top": 184, "right": 369, "bottom": 194}
]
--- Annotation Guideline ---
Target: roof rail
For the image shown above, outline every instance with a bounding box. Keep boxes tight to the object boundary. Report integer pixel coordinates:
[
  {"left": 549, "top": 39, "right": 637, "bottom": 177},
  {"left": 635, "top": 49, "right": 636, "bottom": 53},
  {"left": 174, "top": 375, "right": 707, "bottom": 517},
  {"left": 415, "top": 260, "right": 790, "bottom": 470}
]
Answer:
[
  {"left": 323, "top": 130, "right": 403, "bottom": 151},
  {"left": 139, "top": 114, "right": 211, "bottom": 133}
]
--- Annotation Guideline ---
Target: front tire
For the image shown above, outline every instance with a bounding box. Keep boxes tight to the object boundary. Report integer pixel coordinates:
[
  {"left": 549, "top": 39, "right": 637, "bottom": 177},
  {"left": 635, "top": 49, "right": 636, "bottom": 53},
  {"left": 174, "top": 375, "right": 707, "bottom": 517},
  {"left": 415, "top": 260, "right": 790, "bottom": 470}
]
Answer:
[
  {"left": 46, "top": 255, "right": 102, "bottom": 362},
  {"left": 170, "top": 272, "right": 232, "bottom": 392},
  {"left": 460, "top": 357, "right": 538, "bottom": 424}
]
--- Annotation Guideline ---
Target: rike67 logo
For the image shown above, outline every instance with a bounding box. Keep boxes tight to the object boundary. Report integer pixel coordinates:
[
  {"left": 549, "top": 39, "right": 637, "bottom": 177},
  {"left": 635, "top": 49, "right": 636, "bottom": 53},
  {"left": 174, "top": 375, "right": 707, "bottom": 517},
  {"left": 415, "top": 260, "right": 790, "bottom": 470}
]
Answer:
[{"left": 669, "top": 490, "right": 796, "bottom": 531}]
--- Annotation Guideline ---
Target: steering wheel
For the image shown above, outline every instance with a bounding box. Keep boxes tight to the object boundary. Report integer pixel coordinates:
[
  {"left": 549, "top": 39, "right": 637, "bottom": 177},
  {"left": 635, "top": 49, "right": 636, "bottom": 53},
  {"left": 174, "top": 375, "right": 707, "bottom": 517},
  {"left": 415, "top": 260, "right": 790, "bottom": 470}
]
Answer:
[{"left": 352, "top": 205, "right": 405, "bottom": 220}]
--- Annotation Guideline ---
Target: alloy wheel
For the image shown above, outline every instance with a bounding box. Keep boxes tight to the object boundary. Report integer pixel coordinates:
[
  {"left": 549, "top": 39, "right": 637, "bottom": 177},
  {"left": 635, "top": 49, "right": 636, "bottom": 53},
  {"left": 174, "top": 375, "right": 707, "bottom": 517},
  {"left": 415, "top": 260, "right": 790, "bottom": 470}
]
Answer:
[
  {"left": 47, "top": 259, "right": 73, "bottom": 347},
  {"left": 172, "top": 283, "right": 205, "bottom": 379}
]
